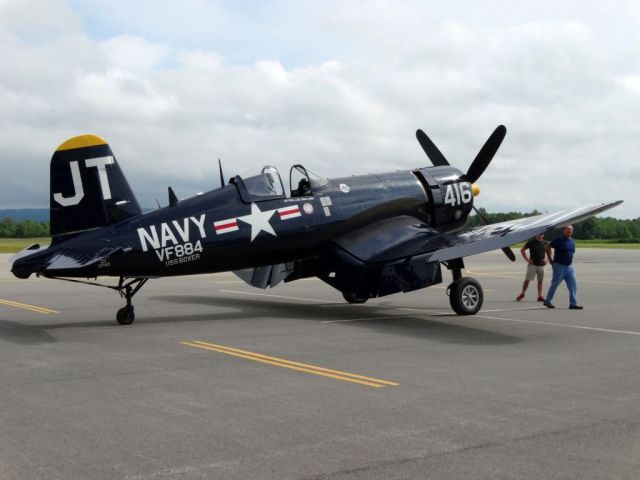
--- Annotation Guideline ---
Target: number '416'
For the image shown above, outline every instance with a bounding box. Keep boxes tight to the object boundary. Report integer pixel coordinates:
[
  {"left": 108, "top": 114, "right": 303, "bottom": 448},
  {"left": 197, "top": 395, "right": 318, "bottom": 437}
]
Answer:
[{"left": 444, "top": 183, "right": 472, "bottom": 206}]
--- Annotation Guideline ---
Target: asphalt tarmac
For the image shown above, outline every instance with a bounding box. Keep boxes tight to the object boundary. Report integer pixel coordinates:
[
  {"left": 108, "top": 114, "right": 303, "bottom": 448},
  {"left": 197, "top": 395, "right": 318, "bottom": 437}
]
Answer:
[{"left": 0, "top": 249, "right": 639, "bottom": 479}]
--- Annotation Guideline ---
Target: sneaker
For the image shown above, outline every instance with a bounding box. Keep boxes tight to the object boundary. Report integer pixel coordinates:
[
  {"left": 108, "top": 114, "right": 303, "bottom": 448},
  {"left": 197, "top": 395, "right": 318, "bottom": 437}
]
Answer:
[
  {"left": 516, "top": 293, "right": 525, "bottom": 301},
  {"left": 569, "top": 304, "right": 584, "bottom": 310},
  {"left": 543, "top": 301, "right": 555, "bottom": 309},
  {"left": 537, "top": 296, "right": 545, "bottom": 302}
]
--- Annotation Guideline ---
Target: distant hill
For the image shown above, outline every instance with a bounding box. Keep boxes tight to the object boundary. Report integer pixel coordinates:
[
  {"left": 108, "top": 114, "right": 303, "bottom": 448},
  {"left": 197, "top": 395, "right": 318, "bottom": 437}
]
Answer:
[
  {"left": 0, "top": 208, "right": 154, "bottom": 223},
  {"left": 0, "top": 209, "right": 49, "bottom": 222}
]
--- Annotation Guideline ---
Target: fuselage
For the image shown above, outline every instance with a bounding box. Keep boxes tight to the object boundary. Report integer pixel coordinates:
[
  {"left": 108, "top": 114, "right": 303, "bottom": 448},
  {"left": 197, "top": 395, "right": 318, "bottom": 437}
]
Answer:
[{"left": 13, "top": 165, "right": 474, "bottom": 279}]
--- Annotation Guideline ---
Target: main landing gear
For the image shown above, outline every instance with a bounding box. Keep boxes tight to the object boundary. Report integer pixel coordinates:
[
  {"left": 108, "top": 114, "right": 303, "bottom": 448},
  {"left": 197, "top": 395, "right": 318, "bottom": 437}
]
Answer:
[
  {"left": 444, "top": 258, "right": 484, "bottom": 315},
  {"left": 115, "top": 278, "right": 148, "bottom": 325}
]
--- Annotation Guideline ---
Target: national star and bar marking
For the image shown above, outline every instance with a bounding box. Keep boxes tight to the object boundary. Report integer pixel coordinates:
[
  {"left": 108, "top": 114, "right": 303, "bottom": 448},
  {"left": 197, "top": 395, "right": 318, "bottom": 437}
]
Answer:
[
  {"left": 277, "top": 205, "right": 301, "bottom": 220},
  {"left": 213, "top": 202, "right": 304, "bottom": 240},
  {"left": 214, "top": 218, "right": 239, "bottom": 234},
  {"left": 238, "top": 203, "right": 277, "bottom": 241}
]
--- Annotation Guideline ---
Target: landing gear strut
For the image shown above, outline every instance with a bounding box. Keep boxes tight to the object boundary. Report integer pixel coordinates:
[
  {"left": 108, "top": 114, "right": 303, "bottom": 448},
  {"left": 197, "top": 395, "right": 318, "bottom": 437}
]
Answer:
[
  {"left": 43, "top": 275, "right": 149, "bottom": 325},
  {"left": 444, "top": 258, "right": 483, "bottom": 315},
  {"left": 115, "top": 278, "right": 148, "bottom": 325}
]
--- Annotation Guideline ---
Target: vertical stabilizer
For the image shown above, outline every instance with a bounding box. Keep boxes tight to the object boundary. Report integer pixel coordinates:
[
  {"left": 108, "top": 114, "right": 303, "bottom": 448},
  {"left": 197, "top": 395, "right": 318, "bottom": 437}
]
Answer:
[{"left": 50, "top": 134, "right": 141, "bottom": 239}]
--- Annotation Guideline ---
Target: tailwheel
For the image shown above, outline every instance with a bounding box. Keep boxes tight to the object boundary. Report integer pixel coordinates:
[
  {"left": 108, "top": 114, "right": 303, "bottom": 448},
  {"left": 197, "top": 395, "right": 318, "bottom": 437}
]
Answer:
[
  {"left": 448, "top": 277, "right": 483, "bottom": 315},
  {"left": 116, "top": 305, "right": 135, "bottom": 325},
  {"left": 342, "top": 292, "right": 368, "bottom": 304},
  {"left": 115, "top": 277, "right": 148, "bottom": 325}
]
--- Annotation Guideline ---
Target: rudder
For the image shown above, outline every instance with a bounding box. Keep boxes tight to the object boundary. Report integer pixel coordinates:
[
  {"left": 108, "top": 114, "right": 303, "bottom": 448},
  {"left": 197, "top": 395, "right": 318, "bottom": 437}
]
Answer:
[{"left": 50, "top": 134, "right": 142, "bottom": 239}]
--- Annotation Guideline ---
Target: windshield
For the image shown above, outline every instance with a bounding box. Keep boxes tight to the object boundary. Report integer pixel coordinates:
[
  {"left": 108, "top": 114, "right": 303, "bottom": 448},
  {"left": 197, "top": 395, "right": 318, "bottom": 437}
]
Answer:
[
  {"left": 295, "top": 165, "right": 328, "bottom": 189},
  {"left": 289, "top": 164, "right": 328, "bottom": 197}
]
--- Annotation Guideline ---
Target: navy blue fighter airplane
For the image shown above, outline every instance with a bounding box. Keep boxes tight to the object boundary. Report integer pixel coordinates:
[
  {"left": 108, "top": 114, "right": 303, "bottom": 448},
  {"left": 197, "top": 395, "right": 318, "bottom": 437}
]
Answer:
[{"left": 11, "top": 126, "right": 622, "bottom": 324}]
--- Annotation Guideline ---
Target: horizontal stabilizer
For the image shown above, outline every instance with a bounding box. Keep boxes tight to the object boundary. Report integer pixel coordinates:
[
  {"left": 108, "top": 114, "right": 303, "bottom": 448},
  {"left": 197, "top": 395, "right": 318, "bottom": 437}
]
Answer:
[
  {"left": 10, "top": 243, "right": 50, "bottom": 264},
  {"left": 46, "top": 246, "right": 123, "bottom": 271}
]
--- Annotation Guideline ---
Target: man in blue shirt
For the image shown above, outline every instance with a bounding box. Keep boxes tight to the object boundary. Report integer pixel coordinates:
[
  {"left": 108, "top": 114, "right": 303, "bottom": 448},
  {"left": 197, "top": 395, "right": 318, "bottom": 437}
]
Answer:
[{"left": 543, "top": 225, "right": 583, "bottom": 309}]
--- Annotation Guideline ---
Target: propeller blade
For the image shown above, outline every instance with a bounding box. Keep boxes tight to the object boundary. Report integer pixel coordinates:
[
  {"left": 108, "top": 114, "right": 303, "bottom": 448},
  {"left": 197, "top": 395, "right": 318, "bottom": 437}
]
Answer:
[
  {"left": 416, "top": 129, "right": 450, "bottom": 166},
  {"left": 472, "top": 206, "right": 516, "bottom": 262},
  {"left": 502, "top": 245, "right": 516, "bottom": 262},
  {"left": 464, "top": 125, "right": 507, "bottom": 183}
]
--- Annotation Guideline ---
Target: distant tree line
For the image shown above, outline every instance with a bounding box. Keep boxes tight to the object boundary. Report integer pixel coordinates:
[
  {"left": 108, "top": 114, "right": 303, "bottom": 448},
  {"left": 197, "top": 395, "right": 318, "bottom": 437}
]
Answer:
[
  {"left": 467, "top": 209, "right": 640, "bottom": 243},
  {"left": 1, "top": 213, "right": 638, "bottom": 241},
  {"left": 0, "top": 218, "right": 49, "bottom": 238}
]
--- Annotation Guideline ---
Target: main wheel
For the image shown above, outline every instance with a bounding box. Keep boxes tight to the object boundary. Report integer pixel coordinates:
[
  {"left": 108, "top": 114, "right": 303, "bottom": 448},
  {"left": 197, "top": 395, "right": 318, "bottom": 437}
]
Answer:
[
  {"left": 342, "top": 292, "right": 368, "bottom": 304},
  {"left": 116, "top": 305, "right": 135, "bottom": 325},
  {"left": 448, "top": 277, "right": 483, "bottom": 315}
]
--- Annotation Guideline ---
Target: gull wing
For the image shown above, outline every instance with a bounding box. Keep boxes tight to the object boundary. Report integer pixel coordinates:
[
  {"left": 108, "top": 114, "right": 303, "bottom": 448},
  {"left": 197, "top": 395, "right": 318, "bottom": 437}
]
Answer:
[
  {"left": 426, "top": 200, "right": 623, "bottom": 262},
  {"left": 332, "top": 200, "right": 623, "bottom": 264}
]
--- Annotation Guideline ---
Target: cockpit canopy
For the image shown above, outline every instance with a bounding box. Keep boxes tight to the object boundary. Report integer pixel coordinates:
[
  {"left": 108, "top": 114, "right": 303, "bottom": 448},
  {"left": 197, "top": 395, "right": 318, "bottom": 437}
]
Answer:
[
  {"left": 232, "top": 164, "right": 327, "bottom": 203},
  {"left": 289, "top": 164, "right": 328, "bottom": 197}
]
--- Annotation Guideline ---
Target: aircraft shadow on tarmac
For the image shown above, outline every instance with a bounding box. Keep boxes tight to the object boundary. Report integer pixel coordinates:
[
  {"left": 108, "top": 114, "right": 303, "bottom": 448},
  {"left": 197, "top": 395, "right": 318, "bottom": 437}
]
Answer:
[
  {"left": 0, "top": 295, "right": 521, "bottom": 346},
  {"left": 0, "top": 319, "right": 58, "bottom": 345},
  {"left": 152, "top": 294, "right": 522, "bottom": 346}
]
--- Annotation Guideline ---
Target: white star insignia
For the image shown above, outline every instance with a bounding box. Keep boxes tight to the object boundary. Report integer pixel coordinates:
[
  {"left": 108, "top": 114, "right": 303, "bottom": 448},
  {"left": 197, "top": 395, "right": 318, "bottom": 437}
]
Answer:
[{"left": 237, "top": 203, "right": 277, "bottom": 241}]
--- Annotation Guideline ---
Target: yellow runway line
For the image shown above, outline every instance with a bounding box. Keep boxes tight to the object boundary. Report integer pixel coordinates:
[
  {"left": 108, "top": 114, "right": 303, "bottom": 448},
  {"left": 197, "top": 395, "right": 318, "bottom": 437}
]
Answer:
[
  {"left": 192, "top": 340, "right": 399, "bottom": 386},
  {"left": 0, "top": 298, "right": 59, "bottom": 314},
  {"left": 181, "top": 341, "right": 398, "bottom": 388}
]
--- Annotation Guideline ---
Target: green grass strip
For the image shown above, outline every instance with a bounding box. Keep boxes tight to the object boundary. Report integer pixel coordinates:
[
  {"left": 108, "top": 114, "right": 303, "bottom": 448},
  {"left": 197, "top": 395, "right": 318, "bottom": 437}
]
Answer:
[{"left": 0, "top": 238, "right": 50, "bottom": 253}]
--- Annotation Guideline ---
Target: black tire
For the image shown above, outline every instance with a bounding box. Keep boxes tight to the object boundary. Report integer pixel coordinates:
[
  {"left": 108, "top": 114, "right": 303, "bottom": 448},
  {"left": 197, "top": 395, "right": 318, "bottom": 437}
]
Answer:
[
  {"left": 342, "top": 292, "right": 368, "bottom": 304},
  {"left": 116, "top": 305, "right": 135, "bottom": 325},
  {"left": 448, "top": 277, "right": 483, "bottom": 315}
]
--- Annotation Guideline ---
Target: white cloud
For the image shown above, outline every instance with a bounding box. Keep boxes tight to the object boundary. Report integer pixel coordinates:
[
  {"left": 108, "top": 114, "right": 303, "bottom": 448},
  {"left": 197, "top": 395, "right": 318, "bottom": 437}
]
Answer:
[
  {"left": 0, "top": 0, "right": 637, "bottom": 219},
  {"left": 100, "top": 35, "right": 170, "bottom": 71},
  {"left": 75, "top": 69, "right": 177, "bottom": 118}
]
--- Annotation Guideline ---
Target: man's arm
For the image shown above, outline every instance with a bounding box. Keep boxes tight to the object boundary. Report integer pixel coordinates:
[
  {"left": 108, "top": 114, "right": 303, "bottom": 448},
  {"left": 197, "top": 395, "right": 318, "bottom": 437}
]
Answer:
[
  {"left": 545, "top": 243, "right": 554, "bottom": 264},
  {"left": 520, "top": 244, "right": 532, "bottom": 264}
]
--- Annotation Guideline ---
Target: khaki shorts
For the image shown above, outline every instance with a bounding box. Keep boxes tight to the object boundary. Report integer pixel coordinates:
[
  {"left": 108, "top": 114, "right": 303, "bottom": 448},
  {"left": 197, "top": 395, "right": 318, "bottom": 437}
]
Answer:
[{"left": 525, "top": 264, "right": 545, "bottom": 282}]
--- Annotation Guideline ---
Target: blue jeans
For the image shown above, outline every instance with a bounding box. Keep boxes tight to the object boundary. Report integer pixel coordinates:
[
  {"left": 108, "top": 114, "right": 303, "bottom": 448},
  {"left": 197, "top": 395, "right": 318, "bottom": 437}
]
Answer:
[{"left": 546, "top": 263, "right": 577, "bottom": 306}]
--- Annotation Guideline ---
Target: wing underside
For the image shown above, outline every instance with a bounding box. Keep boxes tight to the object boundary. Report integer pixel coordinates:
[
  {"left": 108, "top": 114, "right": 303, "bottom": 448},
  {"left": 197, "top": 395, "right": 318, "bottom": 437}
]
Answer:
[{"left": 332, "top": 200, "right": 623, "bottom": 264}]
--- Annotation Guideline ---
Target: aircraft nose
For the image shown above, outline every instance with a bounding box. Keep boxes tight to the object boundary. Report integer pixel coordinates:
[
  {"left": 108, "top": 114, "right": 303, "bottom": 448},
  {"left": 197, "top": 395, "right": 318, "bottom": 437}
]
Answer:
[{"left": 472, "top": 183, "right": 480, "bottom": 197}]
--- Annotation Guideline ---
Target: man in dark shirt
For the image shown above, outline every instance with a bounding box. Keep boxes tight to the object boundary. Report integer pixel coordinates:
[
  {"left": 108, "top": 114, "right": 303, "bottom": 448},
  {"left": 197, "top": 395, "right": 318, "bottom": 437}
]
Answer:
[
  {"left": 543, "top": 225, "right": 583, "bottom": 309},
  {"left": 516, "top": 233, "right": 547, "bottom": 302}
]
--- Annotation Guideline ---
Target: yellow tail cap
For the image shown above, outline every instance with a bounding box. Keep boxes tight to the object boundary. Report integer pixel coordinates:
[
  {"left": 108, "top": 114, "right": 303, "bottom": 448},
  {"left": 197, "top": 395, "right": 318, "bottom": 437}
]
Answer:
[{"left": 56, "top": 134, "right": 108, "bottom": 152}]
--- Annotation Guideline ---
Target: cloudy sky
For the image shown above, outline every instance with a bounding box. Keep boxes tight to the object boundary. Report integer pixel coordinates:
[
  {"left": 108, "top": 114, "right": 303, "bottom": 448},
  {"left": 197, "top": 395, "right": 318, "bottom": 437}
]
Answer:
[{"left": 1, "top": 0, "right": 638, "bottom": 218}]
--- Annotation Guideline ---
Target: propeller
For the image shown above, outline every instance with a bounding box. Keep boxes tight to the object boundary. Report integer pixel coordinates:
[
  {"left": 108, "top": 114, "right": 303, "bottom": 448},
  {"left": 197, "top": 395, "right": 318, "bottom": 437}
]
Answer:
[
  {"left": 415, "top": 125, "right": 515, "bottom": 262},
  {"left": 415, "top": 125, "right": 507, "bottom": 183}
]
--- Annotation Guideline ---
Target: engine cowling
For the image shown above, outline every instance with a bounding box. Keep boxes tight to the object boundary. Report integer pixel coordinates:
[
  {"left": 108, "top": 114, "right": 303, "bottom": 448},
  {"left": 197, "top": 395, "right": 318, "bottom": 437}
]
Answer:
[{"left": 414, "top": 166, "right": 474, "bottom": 231}]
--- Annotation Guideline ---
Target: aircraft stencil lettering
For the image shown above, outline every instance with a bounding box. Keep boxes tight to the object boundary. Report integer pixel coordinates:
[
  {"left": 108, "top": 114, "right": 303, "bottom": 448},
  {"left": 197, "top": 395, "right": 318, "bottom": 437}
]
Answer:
[
  {"left": 137, "top": 215, "right": 206, "bottom": 266},
  {"left": 11, "top": 129, "right": 622, "bottom": 325},
  {"left": 53, "top": 156, "right": 114, "bottom": 206}
]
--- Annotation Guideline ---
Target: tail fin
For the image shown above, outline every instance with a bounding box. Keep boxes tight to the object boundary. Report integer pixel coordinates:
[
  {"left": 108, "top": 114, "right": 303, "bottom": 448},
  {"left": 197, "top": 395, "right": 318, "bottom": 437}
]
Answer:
[{"left": 50, "top": 134, "right": 141, "bottom": 240}]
